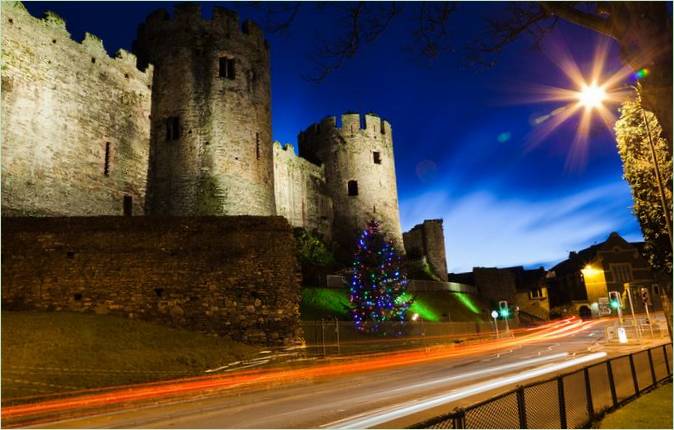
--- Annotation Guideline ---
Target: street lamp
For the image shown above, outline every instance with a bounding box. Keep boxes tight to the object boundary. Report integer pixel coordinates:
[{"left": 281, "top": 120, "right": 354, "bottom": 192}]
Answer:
[{"left": 576, "top": 81, "right": 673, "bottom": 248}]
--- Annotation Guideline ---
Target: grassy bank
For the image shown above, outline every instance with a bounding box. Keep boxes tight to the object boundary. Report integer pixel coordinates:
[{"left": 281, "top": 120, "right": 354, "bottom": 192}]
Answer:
[
  {"left": 1, "top": 311, "right": 259, "bottom": 401},
  {"left": 598, "top": 383, "right": 672, "bottom": 429},
  {"left": 301, "top": 287, "right": 487, "bottom": 321}
]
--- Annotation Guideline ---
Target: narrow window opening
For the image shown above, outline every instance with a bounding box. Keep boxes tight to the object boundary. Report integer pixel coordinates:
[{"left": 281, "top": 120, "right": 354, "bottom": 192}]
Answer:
[
  {"left": 154, "top": 288, "right": 164, "bottom": 298},
  {"left": 73, "top": 293, "right": 82, "bottom": 301},
  {"left": 347, "top": 180, "right": 358, "bottom": 196},
  {"left": 52, "top": 39, "right": 56, "bottom": 44},
  {"left": 219, "top": 57, "right": 235, "bottom": 80},
  {"left": 166, "top": 116, "right": 180, "bottom": 141},
  {"left": 8, "top": 18, "right": 13, "bottom": 24},
  {"left": 66, "top": 251, "right": 76, "bottom": 259},
  {"left": 124, "top": 73, "right": 129, "bottom": 79},
  {"left": 380, "top": 118, "right": 386, "bottom": 134},
  {"left": 91, "top": 57, "right": 96, "bottom": 64},
  {"left": 123, "top": 195, "right": 133, "bottom": 216},
  {"left": 255, "top": 132, "right": 260, "bottom": 160},
  {"left": 359, "top": 114, "right": 366, "bottom": 130},
  {"left": 248, "top": 70, "right": 257, "bottom": 92},
  {"left": 104, "top": 142, "right": 111, "bottom": 176},
  {"left": 373, "top": 151, "right": 381, "bottom": 164}
]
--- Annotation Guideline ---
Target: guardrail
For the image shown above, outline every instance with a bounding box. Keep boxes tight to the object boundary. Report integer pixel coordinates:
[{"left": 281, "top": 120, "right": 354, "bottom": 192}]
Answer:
[{"left": 409, "top": 343, "right": 672, "bottom": 429}]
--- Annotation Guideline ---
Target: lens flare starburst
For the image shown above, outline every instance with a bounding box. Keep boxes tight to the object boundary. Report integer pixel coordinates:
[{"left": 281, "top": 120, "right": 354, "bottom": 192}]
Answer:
[{"left": 522, "top": 36, "right": 638, "bottom": 168}]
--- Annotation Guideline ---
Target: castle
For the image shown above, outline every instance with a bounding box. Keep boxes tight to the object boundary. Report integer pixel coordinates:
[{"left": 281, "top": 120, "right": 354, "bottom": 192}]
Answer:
[{"left": 1, "top": 2, "right": 404, "bottom": 253}]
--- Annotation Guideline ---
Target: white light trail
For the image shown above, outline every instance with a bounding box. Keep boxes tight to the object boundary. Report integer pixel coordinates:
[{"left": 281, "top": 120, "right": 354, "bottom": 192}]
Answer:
[
  {"left": 387, "top": 352, "right": 569, "bottom": 393},
  {"left": 328, "top": 352, "right": 607, "bottom": 429}
]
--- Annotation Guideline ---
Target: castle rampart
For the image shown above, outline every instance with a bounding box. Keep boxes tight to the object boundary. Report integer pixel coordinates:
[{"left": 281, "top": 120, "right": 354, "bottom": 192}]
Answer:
[
  {"left": 1, "top": 2, "right": 152, "bottom": 216},
  {"left": 403, "top": 219, "right": 449, "bottom": 281},
  {"left": 298, "top": 113, "right": 403, "bottom": 254},
  {"left": 273, "top": 142, "right": 333, "bottom": 240},
  {"left": 1, "top": 216, "right": 301, "bottom": 345},
  {"left": 133, "top": 3, "right": 275, "bottom": 216}
]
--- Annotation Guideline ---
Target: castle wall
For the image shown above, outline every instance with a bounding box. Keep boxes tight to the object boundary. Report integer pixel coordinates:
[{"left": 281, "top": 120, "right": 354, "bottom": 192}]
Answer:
[
  {"left": 133, "top": 4, "right": 275, "bottom": 216},
  {"left": 299, "top": 113, "right": 403, "bottom": 254},
  {"left": 273, "top": 142, "right": 333, "bottom": 240},
  {"left": 1, "top": 3, "right": 152, "bottom": 216},
  {"left": 1, "top": 216, "right": 302, "bottom": 345},
  {"left": 403, "top": 219, "right": 449, "bottom": 281}
]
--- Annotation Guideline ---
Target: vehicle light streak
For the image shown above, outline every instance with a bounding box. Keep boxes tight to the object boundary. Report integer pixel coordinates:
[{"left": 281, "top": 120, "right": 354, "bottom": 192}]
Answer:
[
  {"left": 328, "top": 352, "right": 608, "bottom": 429},
  {"left": 1, "top": 316, "right": 605, "bottom": 422}
]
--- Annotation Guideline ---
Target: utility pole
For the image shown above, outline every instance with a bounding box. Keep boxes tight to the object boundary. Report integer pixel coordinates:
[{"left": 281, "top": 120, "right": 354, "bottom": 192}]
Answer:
[{"left": 640, "top": 104, "right": 673, "bottom": 248}]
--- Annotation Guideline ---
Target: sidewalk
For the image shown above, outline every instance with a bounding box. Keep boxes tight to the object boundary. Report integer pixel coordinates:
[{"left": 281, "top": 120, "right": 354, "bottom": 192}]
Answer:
[{"left": 598, "top": 383, "right": 672, "bottom": 429}]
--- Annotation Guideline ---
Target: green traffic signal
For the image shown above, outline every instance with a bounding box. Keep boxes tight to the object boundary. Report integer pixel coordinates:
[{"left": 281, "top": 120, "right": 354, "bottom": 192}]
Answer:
[
  {"left": 499, "top": 309, "right": 510, "bottom": 318},
  {"left": 610, "top": 300, "right": 619, "bottom": 309}
]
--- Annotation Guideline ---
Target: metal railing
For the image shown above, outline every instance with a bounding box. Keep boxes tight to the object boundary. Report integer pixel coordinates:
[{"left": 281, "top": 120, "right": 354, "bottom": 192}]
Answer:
[{"left": 409, "top": 343, "right": 672, "bottom": 429}]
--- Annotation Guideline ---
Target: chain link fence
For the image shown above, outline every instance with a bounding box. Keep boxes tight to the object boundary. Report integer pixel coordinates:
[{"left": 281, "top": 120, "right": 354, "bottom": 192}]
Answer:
[{"left": 411, "top": 343, "right": 672, "bottom": 429}]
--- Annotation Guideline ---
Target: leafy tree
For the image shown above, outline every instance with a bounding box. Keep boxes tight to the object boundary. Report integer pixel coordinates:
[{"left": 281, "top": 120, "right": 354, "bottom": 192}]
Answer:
[
  {"left": 293, "top": 228, "right": 336, "bottom": 286},
  {"left": 349, "top": 220, "right": 412, "bottom": 333},
  {"left": 614, "top": 93, "right": 672, "bottom": 276},
  {"left": 254, "top": 2, "right": 672, "bottom": 149}
]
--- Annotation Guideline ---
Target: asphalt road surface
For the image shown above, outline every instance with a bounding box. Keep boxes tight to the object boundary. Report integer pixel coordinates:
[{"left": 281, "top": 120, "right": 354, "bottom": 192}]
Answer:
[{"left": 27, "top": 318, "right": 668, "bottom": 429}]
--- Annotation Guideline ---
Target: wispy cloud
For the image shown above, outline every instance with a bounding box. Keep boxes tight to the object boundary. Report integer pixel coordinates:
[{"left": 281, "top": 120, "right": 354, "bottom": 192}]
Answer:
[{"left": 400, "top": 181, "right": 642, "bottom": 273}]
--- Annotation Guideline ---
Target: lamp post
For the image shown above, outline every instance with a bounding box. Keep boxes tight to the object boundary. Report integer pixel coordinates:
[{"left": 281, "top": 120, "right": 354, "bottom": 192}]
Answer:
[{"left": 576, "top": 84, "right": 672, "bottom": 248}]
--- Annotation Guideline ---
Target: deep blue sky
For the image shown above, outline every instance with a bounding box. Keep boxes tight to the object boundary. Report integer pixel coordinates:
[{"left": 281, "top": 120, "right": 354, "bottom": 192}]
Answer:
[{"left": 24, "top": 2, "right": 643, "bottom": 272}]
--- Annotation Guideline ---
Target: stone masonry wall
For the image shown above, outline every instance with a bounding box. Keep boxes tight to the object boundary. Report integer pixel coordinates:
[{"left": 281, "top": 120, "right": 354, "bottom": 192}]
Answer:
[
  {"left": 1, "top": 2, "right": 152, "bottom": 216},
  {"left": 403, "top": 219, "right": 448, "bottom": 281},
  {"left": 273, "top": 142, "right": 333, "bottom": 240},
  {"left": 298, "top": 113, "right": 403, "bottom": 255},
  {"left": 133, "top": 4, "right": 275, "bottom": 217},
  {"left": 1, "top": 216, "right": 302, "bottom": 345}
]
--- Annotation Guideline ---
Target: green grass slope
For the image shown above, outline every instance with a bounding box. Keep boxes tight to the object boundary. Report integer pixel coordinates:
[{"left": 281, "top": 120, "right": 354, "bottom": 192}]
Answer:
[
  {"left": 1, "top": 311, "right": 259, "bottom": 400},
  {"left": 301, "top": 288, "right": 487, "bottom": 322},
  {"left": 598, "top": 383, "right": 672, "bottom": 429}
]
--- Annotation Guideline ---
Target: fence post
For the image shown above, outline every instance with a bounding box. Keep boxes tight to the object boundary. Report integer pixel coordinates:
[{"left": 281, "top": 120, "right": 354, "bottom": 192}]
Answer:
[
  {"left": 664, "top": 344, "right": 671, "bottom": 376},
  {"left": 629, "top": 354, "right": 639, "bottom": 395},
  {"left": 557, "top": 377, "right": 567, "bottom": 429},
  {"left": 516, "top": 386, "right": 528, "bottom": 429},
  {"left": 453, "top": 409, "right": 466, "bottom": 429},
  {"left": 606, "top": 360, "right": 618, "bottom": 407},
  {"left": 584, "top": 367, "right": 594, "bottom": 418},
  {"left": 647, "top": 348, "right": 657, "bottom": 387}
]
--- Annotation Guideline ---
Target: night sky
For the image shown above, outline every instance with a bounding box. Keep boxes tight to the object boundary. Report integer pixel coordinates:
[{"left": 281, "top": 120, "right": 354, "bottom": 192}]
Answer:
[{"left": 24, "top": 2, "right": 643, "bottom": 272}]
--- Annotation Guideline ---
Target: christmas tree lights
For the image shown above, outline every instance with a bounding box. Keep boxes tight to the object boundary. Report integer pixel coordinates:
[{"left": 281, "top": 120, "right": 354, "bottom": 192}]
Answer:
[{"left": 349, "top": 219, "right": 412, "bottom": 333}]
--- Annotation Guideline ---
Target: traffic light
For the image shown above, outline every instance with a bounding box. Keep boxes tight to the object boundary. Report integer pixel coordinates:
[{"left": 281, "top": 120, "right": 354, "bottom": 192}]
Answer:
[
  {"left": 608, "top": 291, "right": 621, "bottom": 310},
  {"left": 498, "top": 300, "right": 509, "bottom": 318},
  {"left": 640, "top": 288, "right": 651, "bottom": 306}
]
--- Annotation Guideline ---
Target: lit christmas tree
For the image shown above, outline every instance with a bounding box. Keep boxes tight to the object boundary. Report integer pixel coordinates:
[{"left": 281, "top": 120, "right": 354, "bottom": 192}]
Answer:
[{"left": 349, "top": 219, "right": 412, "bottom": 333}]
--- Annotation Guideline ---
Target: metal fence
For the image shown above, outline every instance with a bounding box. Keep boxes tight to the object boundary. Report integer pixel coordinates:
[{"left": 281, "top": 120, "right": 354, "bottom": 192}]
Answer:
[
  {"left": 410, "top": 343, "right": 672, "bottom": 429},
  {"left": 301, "top": 319, "right": 518, "bottom": 355}
]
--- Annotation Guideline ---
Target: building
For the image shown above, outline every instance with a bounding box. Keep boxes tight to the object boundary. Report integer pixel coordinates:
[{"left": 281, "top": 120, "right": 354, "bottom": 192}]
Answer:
[
  {"left": 547, "top": 232, "right": 663, "bottom": 317},
  {"left": 0, "top": 3, "right": 405, "bottom": 252},
  {"left": 403, "top": 219, "right": 448, "bottom": 281},
  {"left": 448, "top": 266, "right": 550, "bottom": 321}
]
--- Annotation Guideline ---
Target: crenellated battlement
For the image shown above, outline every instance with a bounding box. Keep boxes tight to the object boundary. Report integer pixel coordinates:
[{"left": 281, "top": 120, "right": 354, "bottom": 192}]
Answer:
[
  {"left": 2, "top": 2, "right": 153, "bottom": 83},
  {"left": 135, "top": 4, "right": 268, "bottom": 52},
  {"left": 299, "top": 112, "right": 392, "bottom": 144}
]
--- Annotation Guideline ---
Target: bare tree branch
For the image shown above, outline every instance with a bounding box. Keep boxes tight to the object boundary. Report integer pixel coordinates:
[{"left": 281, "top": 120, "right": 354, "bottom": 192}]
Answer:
[{"left": 541, "top": 2, "right": 615, "bottom": 39}]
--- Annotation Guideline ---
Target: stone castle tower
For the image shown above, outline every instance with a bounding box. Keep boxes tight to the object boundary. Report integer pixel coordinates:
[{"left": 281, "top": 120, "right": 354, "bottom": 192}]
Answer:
[
  {"left": 299, "top": 113, "right": 403, "bottom": 251},
  {"left": 132, "top": 4, "right": 275, "bottom": 216}
]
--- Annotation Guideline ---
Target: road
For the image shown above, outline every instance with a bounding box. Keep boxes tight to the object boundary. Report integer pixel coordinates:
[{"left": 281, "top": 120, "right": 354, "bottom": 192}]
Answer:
[{"left": 8, "top": 317, "right": 668, "bottom": 429}]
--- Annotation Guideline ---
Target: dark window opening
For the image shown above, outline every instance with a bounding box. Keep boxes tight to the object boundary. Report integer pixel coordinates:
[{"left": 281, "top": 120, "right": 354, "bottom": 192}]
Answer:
[
  {"left": 73, "top": 293, "right": 82, "bottom": 301},
  {"left": 124, "top": 73, "right": 129, "bottom": 79},
  {"left": 154, "top": 288, "right": 164, "bottom": 298},
  {"left": 380, "top": 118, "right": 386, "bottom": 134},
  {"left": 373, "top": 151, "right": 381, "bottom": 164},
  {"left": 8, "top": 18, "right": 13, "bottom": 24},
  {"left": 166, "top": 116, "right": 180, "bottom": 141},
  {"left": 66, "top": 251, "right": 76, "bottom": 259},
  {"left": 123, "top": 195, "right": 133, "bottom": 216},
  {"left": 348, "top": 180, "right": 358, "bottom": 196},
  {"left": 219, "top": 57, "right": 235, "bottom": 80},
  {"left": 52, "top": 39, "right": 56, "bottom": 44},
  {"left": 255, "top": 133, "right": 260, "bottom": 160},
  {"left": 104, "top": 142, "right": 111, "bottom": 176},
  {"left": 91, "top": 57, "right": 96, "bottom": 64}
]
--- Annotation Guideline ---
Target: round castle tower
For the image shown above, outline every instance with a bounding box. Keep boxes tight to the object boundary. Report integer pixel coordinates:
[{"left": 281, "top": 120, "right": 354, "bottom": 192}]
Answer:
[
  {"left": 133, "top": 4, "right": 275, "bottom": 216},
  {"left": 298, "top": 113, "right": 403, "bottom": 253}
]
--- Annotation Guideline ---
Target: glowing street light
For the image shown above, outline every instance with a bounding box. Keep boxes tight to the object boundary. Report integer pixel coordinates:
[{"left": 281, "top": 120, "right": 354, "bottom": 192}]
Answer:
[{"left": 578, "top": 83, "right": 607, "bottom": 109}]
